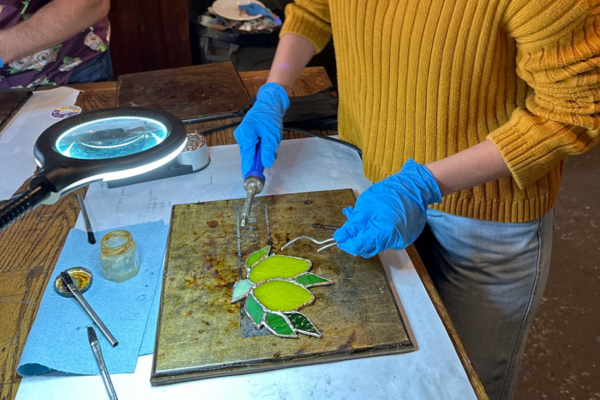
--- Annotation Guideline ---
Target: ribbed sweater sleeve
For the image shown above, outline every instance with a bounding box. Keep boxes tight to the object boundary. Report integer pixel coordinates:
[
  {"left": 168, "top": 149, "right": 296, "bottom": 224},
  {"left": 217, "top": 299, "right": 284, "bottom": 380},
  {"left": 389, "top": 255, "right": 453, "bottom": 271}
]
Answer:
[
  {"left": 280, "top": 0, "right": 332, "bottom": 53},
  {"left": 489, "top": 0, "right": 600, "bottom": 188}
]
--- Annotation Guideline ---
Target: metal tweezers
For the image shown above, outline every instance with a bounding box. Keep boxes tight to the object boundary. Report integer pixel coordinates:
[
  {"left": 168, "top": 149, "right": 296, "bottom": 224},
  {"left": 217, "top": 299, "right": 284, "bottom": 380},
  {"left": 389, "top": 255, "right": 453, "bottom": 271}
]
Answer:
[{"left": 281, "top": 236, "right": 338, "bottom": 253}]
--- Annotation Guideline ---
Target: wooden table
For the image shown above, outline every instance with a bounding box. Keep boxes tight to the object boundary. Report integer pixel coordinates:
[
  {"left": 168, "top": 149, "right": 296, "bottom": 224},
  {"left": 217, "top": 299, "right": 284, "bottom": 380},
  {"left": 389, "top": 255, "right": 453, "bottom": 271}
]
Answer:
[{"left": 0, "top": 67, "right": 488, "bottom": 400}]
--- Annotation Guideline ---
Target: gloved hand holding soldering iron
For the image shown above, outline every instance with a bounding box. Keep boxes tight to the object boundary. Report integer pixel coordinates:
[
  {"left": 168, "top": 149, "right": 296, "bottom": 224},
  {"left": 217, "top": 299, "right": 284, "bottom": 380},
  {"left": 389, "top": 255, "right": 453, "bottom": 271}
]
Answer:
[{"left": 233, "top": 82, "right": 442, "bottom": 258}]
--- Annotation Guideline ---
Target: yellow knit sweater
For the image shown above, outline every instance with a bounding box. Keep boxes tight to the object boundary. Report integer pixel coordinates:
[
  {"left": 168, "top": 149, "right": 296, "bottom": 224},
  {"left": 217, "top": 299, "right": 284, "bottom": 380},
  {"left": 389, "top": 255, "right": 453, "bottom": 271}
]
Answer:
[{"left": 281, "top": 0, "right": 600, "bottom": 223}]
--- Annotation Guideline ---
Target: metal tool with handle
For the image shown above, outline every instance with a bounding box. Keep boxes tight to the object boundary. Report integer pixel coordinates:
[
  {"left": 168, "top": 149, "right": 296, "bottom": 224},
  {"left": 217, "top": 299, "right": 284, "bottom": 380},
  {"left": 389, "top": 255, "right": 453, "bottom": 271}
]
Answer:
[
  {"left": 60, "top": 271, "right": 118, "bottom": 347},
  {"left": 87, "top": 327, "right": 119, "bottom": 400},
  {"left": 240, "top": 142, "right": 265, "bottom": 227}
]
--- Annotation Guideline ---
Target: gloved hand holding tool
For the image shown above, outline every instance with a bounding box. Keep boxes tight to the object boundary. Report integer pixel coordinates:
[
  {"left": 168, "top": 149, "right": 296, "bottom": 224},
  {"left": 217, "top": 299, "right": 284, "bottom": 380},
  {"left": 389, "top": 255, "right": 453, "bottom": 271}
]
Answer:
[
  {"left": 234, "top": 82, "right": 289, "bottom": 226},
  {"left": 334, "top": 159, "right": 442, "bottom": 258}
]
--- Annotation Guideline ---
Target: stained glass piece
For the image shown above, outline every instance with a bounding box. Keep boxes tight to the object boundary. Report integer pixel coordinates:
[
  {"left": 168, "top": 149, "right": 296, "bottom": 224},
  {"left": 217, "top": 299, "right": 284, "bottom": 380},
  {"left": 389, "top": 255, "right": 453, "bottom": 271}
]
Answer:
[
  {"left": 231, "top": 279, "right": 252, "bottom": 303},
  {"left": 253, "top": 280, "right": 314, "bottom": 312},
  {"left": 294, "top": 273, "right": 332, "bottom": 287},
  {"left": 288, "top": 312, "right": 320, "bottom": 337},
  {"left": 245, "top": 293, "right": 263, "bottom": 325},
  {"left": 265, "top": 312, "right": 296, "bottom": 337},
  {"left": 249, "top": 255, "right": 311, "bottom": 283},
  {"left": 246, "top": 246, "right": 270, "bottom": 269}
]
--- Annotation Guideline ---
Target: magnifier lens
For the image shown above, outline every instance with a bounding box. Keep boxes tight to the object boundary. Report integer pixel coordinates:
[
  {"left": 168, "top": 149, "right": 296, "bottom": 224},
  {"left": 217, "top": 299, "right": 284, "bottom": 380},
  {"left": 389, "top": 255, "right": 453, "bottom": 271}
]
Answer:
[{"left": 54, "top": 117, "right": 169, "bottom": 160}]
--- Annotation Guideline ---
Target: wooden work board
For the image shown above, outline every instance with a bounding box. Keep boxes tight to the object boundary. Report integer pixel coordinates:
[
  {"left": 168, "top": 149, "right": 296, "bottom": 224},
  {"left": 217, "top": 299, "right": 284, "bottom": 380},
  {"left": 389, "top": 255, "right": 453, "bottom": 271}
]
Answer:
[
  {"left": 117, "top": 62, "right": 250, "bottom": 120},
  {"left": 152, "top": 189, "right": 414, "bottom": 385}
]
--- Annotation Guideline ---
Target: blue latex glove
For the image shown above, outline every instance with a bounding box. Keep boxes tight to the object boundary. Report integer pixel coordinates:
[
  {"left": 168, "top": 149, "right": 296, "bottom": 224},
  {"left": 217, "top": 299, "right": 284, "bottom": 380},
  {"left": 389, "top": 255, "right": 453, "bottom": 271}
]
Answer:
[
  {"left": 234, "top": 82, "right": 290, "bottom": 176},
  {"left": 333, "top": 159, "right": 442, "bottom": 257},
  {"left": 239, "top": 4, "right": 273, "bottom": 19}
]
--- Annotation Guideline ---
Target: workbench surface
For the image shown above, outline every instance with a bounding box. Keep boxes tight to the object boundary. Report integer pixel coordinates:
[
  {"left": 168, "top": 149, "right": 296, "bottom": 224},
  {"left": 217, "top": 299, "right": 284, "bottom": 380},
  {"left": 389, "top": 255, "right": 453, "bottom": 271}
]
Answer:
[{"left": 0, "top": 67, "right": 488, "bottom": 400}]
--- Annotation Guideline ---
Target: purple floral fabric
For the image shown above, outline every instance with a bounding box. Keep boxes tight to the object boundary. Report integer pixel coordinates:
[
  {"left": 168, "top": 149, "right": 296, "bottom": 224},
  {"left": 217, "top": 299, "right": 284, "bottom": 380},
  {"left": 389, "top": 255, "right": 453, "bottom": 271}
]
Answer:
[{"left": 0, "top": 1, "right": 109, "bottom": 89}]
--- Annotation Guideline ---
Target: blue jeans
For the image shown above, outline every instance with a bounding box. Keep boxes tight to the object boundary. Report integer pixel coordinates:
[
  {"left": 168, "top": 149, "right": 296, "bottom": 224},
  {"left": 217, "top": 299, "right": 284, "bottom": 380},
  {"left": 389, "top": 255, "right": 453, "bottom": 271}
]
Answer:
[
  {"left": 68, "top": 50, "right": 113, "bottom": 84},
  {"left": 414, "top": 209, "right": 554, "bottom": 400}
]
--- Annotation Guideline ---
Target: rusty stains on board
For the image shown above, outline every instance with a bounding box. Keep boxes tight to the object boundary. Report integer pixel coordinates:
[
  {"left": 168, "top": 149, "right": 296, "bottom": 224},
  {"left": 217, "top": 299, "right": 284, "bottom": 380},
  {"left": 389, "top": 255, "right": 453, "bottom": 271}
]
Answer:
[
  {"left": 207, "top": 220, "right": 219, "bottom": 229},
  {"left": 184, "top": 274, "right": 200, "bottom": 290},
  {"left": 186, "top": 310, "right": 193, "bottom": 316},
  {"left": 153, "top": 190, "right": 414, "bottom": 382},
  {"left": 338, "top": 331, "right": 356, "bottom": 350}
]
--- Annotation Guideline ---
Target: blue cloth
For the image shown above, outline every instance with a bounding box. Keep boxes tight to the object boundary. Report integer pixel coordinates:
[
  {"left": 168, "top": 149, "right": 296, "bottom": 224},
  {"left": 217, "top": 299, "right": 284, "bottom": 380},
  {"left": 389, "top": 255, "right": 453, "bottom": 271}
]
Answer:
[
  {"left": 68, "top": 50, "right": 113, "bottom": 84},
  {"left": 239, "top": 4, "right": 273, "bottom": 19},
  {"left": 234, "top": 82, "right": 289, "bottom": 176},
  {"left": 415, "top": 209, "right": 554, "bottom": 400},
  {"left": 334, "top": 159, "right": 442, "bottom": 257},
  {"left": 17, "top": 221, "right": 168, "bottom": 376}
]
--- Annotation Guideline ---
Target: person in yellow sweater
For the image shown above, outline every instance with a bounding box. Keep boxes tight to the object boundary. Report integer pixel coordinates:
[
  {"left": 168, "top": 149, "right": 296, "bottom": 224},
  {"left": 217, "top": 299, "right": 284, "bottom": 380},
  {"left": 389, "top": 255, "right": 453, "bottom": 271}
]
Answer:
[{"left": 233, "top": 1, "right": 600, "bottom": 399}]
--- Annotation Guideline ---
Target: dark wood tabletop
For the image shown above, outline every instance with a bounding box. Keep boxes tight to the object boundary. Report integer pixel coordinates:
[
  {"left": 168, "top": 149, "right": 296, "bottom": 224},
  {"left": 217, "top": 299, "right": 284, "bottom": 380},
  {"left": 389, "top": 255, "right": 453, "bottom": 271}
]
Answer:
[{"left": 0, "top": 67, "right": 488, "bottom": 400}]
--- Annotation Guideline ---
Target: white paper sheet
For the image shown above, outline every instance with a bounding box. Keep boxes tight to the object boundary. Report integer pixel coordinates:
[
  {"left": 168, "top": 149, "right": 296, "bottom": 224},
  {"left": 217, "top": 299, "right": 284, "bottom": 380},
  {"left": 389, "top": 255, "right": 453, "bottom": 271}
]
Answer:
[
  {"left": 76, "top": 137, "right": 371, "bottom": 231},
  {"left": 0, "top": 87, "right": 80, "bottom": 199},
  {"left": 18, "top": 136, "right": 478, "bottom": 400}
]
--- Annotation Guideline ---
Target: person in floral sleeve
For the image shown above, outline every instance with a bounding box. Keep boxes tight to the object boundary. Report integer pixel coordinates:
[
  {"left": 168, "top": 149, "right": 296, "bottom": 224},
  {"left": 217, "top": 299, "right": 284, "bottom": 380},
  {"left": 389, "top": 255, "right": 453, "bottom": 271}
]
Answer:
[{"left": 0, "top": 0, "right": 111, "bottom": 89}]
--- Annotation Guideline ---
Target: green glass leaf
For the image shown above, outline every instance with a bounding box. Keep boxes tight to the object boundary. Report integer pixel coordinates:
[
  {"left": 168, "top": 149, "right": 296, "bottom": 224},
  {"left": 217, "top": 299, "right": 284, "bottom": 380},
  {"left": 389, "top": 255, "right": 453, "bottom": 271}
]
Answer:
[
  {"left": 249, "top": 255, "right": 311, "bottom": 283},
  {"left": 231, "top": 279, "right": 252, "bottom": 303},
  {"left": 295, "top": 273, "right": 333, "bottom": 287},
  {"left": 244, "top": 293, "right": 263, "bottom": 325},
  {"left": 288, "top": 312, "right": 320, "bottom": 337},
  {"left": 254, "top": 280, "right": 314, "bottom": 312},
  {"left": 246, "top": 246, "right": 270, "bottom": 269},
  {"left": 265, "top": 312, "right": 296, "bottom": 337}
]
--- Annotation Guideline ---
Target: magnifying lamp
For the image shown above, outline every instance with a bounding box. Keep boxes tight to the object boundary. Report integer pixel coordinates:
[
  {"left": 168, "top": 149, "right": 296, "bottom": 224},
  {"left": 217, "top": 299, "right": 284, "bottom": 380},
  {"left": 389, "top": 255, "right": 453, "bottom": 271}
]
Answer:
[{"left": 0, "top": 107, "right": 187, "bottom": 233}]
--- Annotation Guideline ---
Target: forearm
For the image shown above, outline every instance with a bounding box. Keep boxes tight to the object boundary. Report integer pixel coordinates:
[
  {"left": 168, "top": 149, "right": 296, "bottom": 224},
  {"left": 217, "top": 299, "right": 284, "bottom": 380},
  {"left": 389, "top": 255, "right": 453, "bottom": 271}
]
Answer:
[
  {"left": 0, "top": 0, "right": 110, "bottom": 64},
  {"left": 267, "top": 33, "right": 316, "bottom": 90},
  {"left": 425, "top": 139, "right": 511, "bottom": 197}
]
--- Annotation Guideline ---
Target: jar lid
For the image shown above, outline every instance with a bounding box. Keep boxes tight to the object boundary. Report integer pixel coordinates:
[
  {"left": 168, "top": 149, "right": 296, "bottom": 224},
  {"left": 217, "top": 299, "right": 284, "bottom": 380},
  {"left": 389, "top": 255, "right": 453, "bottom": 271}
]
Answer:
[{"left": 54, "top": 267, "right": 93, "bottom": 297}]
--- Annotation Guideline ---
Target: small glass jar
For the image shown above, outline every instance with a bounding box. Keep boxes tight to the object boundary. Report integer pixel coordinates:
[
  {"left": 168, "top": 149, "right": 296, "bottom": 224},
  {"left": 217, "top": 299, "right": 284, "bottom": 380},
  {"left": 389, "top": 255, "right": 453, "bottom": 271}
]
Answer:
[{"left": 100, "top": 229, "right": 140, "bottom": 283}]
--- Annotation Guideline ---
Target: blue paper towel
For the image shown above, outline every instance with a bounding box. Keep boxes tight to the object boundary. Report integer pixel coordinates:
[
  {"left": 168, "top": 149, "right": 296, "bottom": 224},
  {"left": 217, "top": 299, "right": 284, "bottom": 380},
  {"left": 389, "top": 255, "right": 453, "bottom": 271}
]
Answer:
[{"left": 17, "top": 221, "right": 169, "bottom": 376}]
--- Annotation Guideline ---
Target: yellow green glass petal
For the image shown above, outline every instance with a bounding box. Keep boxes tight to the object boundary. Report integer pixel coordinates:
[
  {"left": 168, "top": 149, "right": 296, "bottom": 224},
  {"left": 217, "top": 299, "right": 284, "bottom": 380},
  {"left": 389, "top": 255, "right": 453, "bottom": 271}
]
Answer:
[
  {"left": 249, "top": 255, "right": 311, "bottom": 283},
  {"left": 246, "top": 246, "right": 270, "bottom": 269},
  {"left": 253, "top": 280, "right": 314, "bottom": 312},
  {"left": 265, "top": 312, "right": 295, "bottom": 337}
]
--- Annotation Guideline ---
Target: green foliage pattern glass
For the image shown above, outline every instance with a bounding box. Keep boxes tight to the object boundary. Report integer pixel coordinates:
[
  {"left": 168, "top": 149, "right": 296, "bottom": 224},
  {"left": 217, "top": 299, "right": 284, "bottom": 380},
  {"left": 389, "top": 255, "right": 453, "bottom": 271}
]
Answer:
[{"left": 231, "top": 246, "right": 333, "bottom": 338}]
